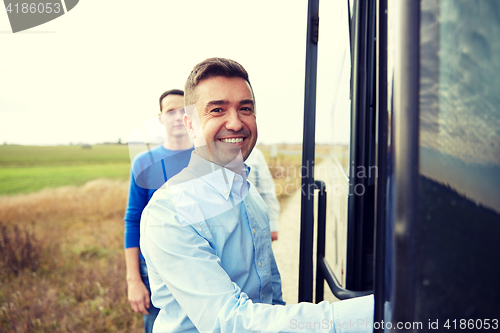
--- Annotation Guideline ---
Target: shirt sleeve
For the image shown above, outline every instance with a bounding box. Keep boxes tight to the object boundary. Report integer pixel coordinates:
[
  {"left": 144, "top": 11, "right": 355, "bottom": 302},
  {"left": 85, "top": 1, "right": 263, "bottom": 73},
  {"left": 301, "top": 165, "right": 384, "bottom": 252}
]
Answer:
[
  {"left": 141, "top": 197, "right": 374, "bottom": 333},
  {"left": 254, "top": 150, "right": 281, "bottom": 232},
  {"left": 124, "top": 166, "right": 148, "bottom": 249}
]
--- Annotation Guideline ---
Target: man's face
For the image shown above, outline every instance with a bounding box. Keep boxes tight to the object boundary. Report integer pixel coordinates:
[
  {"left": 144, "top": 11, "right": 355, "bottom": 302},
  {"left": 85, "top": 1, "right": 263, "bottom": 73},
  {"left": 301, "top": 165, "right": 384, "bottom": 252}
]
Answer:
[
  {"left": 185, "top": 76, "right": 257, "bottom": 166},
  {"left": 159, "top": 94, "right": 188, "bottom": 139}
]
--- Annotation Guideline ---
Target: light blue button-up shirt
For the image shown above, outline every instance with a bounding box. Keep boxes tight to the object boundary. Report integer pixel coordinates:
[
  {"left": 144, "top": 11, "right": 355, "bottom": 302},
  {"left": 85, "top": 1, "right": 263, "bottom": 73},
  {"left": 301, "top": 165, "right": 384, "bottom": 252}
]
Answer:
[{"left": 141, "top": 152, "right": 373, "bottom": 333}]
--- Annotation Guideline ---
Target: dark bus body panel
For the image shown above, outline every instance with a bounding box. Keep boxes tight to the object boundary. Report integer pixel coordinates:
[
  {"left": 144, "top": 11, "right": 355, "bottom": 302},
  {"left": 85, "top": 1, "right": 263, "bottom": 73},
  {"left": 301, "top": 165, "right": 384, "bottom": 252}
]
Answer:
[
  {"left": 347, "top": 0, "right": 377, "bottom": 293},
  {"left": 417, "top": 175, "right": 500, "bottom": 321}
]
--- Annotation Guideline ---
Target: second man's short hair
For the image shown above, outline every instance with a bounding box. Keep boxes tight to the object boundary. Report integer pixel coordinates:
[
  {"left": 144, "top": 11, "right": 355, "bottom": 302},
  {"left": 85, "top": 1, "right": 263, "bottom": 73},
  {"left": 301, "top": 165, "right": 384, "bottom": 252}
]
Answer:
[{"left": 159, "top": 89, "right": 184, "bottom": 112}]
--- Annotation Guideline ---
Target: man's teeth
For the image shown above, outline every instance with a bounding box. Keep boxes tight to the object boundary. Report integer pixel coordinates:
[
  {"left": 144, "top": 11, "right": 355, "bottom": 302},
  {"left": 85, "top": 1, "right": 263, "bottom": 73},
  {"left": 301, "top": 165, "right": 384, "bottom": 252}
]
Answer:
[{"left": 221, "top": 138, "right": 244, "bottom": 143}]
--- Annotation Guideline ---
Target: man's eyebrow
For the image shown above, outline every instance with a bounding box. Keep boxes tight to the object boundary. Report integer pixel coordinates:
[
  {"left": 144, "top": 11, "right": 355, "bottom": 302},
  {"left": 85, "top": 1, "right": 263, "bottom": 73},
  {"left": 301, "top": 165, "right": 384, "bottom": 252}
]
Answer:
[
  {"left": 166, "top": 107, "right": 184, "bottom": 112},
  {"left": 204, "top": 99, "right": 255, "bottom": 111},
  {"left": 239, "top": 99, "right": 254, "bottom": 106},
  {"left": 206, "top": 100, "right": 229, "bottom": 108}
]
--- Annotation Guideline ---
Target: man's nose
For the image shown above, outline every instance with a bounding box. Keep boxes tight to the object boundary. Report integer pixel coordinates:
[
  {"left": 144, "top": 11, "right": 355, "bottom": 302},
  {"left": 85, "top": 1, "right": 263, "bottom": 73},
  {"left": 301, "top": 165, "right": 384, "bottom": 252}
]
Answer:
[{"left": 225, "top": 109, "right": 243, "bottom": 132}]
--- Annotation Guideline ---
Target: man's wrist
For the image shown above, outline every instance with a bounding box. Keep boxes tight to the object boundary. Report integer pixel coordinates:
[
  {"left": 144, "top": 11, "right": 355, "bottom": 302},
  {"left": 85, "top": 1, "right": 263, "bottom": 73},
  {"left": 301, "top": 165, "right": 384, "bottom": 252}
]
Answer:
[{"left": 126, "top": 275, "right": 143, "bottom": 283}]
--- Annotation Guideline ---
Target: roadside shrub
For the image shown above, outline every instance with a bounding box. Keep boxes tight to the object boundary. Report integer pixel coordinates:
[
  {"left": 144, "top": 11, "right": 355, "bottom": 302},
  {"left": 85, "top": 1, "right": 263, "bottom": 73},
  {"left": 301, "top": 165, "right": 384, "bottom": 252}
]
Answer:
[{"left": 0, "top": 222, "right": 41, "bottom": 278}]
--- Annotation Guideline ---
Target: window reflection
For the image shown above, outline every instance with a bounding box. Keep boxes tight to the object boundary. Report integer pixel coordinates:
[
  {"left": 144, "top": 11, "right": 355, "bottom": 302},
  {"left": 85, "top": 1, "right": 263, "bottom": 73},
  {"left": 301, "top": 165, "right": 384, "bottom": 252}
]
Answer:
[{"left": 420, "top": 0, "right": 500, "bottom": 214}]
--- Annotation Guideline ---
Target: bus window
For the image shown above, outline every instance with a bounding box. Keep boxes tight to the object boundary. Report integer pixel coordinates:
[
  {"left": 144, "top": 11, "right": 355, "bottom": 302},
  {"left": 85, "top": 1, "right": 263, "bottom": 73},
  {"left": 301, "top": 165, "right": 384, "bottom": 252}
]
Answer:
[
  {"left": 315, "top": 0, "right": 352, "bottom": 300},
  {"left": 416, "top": 0, "right": 500, "bottom": 321}
]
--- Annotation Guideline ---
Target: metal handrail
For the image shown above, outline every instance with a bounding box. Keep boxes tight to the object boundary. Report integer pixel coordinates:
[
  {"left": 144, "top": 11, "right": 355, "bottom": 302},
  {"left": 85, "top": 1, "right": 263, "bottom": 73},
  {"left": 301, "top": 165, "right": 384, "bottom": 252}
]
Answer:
[{"left": 314, "top": 180, "right": 373, "bottom": 302}]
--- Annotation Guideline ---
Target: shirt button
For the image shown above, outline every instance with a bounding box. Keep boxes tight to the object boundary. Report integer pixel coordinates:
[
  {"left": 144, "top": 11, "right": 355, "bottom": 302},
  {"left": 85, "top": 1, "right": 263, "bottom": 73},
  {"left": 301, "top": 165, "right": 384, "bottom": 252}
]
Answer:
[
  {"left": 258, "top": 262, "right": 262, "bottom": 267},
  {"left": 262, "top": 293, "right": 265, "bottom": 299},
  {"left": 235, "top": 176, "right": 239, "bottom": 181},
  {"left": 253, "top": 229, "right": 256, "bottom": 235},
  {"left": 224, "top": 190, "right": 228, "bottom": 194}
]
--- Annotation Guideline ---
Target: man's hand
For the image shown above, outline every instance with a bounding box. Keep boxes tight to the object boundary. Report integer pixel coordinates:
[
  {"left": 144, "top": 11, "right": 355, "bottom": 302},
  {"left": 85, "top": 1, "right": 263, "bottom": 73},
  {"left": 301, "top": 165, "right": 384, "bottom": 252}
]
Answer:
[
  {"left": 127, "top": 279, "right": 151, "bottom": 315},
  {"left": 271, "top": 231, "right": 278, "bottom": 241}
]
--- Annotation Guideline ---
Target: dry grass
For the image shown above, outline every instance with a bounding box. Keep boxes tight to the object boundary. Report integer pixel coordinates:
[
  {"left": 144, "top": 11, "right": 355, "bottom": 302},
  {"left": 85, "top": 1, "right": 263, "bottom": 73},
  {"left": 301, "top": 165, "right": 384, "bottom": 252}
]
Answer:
[
  {"left": 257, "top": 144, "right": 323, "bottom": 201},
  {"left": 0, "top": 179, "right": 142, "bottom": 333},
  {"left": 0, "top": 222, "right": 42, "bottom": 278}
]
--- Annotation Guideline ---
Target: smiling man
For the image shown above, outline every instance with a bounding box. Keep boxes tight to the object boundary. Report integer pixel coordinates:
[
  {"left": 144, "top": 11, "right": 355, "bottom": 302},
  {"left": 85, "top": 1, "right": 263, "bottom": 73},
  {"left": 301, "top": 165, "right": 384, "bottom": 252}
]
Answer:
[{"left": 140, "top": 58, "right": 373, "bottom": 333}]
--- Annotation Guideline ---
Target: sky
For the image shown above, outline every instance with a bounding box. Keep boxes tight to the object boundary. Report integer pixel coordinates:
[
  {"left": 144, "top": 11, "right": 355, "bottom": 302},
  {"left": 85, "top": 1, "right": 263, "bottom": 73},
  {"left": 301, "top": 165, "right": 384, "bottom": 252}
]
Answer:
[{"left": 0, "top": 0, "right": 351, "bottom": 146}]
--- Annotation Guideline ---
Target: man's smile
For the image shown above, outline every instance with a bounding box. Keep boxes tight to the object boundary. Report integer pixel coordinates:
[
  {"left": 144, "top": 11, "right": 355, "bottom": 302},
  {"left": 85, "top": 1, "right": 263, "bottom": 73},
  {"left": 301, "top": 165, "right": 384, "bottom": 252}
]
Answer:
[{"left": 219, "top": 137, "right": 245, "bottom": 144}]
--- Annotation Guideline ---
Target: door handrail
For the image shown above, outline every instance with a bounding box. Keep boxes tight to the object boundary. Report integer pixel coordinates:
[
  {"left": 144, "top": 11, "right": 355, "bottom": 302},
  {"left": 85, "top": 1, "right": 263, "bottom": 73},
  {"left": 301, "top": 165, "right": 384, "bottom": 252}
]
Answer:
[{"left": 314, "top": 180, "right": 373, "bottom": 302}]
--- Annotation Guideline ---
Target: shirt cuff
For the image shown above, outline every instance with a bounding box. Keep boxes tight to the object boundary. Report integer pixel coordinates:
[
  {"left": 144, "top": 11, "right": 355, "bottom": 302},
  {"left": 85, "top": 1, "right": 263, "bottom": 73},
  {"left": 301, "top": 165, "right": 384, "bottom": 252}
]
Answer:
[
  {"left": 332, "top": 295, "right": 374, "bottom": 333},
  {"left": 124, "top": 231, "right": 141, "bottom": 249},
  {"left": 269, "top": 220, "right": 279, "bottom": 232}
]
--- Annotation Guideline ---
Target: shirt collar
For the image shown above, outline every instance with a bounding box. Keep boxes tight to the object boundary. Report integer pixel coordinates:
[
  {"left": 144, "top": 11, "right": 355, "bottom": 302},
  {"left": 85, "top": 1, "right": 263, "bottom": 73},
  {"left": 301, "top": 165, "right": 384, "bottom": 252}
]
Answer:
[{"left": 187, "top": 152, "right": 249, "bottom": 200}]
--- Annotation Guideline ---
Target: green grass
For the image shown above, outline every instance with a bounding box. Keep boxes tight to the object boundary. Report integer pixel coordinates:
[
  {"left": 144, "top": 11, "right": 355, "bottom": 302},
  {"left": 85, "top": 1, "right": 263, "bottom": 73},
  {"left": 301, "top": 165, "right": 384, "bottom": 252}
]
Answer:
[
  {"left": 0, "top": 145, "right": 132, "bottom": 195},
  {"left": 0, "top": 144, "right": 130, "bottom": 167}
]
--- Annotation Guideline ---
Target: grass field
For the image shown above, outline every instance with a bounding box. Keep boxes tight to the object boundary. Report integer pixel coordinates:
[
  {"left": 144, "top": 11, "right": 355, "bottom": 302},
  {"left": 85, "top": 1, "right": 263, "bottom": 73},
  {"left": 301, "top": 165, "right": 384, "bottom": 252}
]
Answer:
[
  {"left": 0, "top": 179, "right": 142, "bottom": 332},
  {"left": 0, "top": 143, "right": 334, "bottom": 197},
  {"left": 0, "top": 145, "right": 131, "bottom": 196},
  {"left": 0, "top": 145, "right": 130, "bottom": 166}
]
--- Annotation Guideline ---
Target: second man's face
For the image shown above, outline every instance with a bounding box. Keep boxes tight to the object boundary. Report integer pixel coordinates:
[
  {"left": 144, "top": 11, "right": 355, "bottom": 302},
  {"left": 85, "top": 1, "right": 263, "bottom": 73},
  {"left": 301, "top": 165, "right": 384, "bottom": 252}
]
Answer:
[
  {"left": 187, "top": 76, "right": 257, "bottom": 167},
  {"left": 159, "top": 94, "right": 188, "bottom": 139}
]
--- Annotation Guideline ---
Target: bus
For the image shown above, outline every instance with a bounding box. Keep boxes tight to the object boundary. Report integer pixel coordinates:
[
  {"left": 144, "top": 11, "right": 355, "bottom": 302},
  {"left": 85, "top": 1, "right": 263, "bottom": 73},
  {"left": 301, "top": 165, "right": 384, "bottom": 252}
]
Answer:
[{"left": 298, "top": 0, "right": 500, "bottom": 331}]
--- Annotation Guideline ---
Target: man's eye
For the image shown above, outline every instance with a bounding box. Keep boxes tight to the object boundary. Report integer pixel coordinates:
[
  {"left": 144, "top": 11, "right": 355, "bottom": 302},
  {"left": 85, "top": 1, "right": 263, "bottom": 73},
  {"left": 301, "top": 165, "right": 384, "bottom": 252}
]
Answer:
[
  {"left": 211, "top": 108, "right": 223, "bottom": 113},
  {"left": 241, "top": 107, "right": 253, "bottom": 113}
]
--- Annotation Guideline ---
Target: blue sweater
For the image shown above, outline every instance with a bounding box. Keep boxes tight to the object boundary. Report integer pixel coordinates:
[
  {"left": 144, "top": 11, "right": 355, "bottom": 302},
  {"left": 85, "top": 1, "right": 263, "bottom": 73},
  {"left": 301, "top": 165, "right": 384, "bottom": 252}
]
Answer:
[{"left": 124, "top": 145, "right": 194, "bottom": 259}]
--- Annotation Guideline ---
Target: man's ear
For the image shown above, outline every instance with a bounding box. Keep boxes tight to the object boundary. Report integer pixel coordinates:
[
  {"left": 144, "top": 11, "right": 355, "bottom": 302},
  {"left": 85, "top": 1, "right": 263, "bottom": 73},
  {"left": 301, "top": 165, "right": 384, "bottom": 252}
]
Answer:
[
  {"left": 183, "top": 114, "right": 196, "bottom": 140},
  {"left": 158, "top": 112, "right": 163, "bottom": 124}
]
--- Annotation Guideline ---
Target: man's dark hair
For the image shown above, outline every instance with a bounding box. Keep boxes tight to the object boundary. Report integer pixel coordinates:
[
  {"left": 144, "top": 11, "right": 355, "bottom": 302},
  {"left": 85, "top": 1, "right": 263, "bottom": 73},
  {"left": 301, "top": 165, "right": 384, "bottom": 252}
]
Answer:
[
  {"left": 159, "top": 89, "right": 184, "bottom": 112},
  {"left": 184, "top": 58, "right": 253, "bottom": 107}
]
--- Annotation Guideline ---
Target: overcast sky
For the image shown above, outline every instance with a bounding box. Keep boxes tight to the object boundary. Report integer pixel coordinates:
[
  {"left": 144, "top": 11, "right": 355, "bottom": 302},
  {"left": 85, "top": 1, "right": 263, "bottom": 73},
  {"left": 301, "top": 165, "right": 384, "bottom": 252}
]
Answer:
[{"left": 0, "top": 0, "right": 351, "bottom": 146}]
